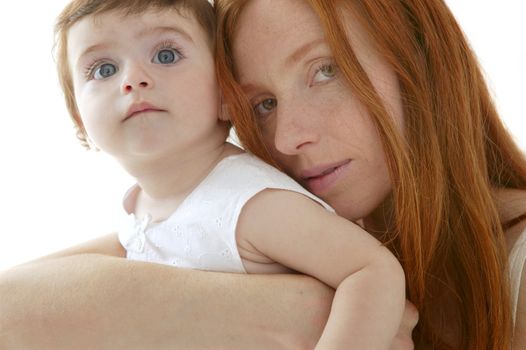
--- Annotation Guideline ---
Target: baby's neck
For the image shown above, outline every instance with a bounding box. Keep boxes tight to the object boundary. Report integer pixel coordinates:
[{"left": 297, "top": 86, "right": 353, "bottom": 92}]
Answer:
[{"left": 128, "top": 142, "right": 243, "bottom": 222}]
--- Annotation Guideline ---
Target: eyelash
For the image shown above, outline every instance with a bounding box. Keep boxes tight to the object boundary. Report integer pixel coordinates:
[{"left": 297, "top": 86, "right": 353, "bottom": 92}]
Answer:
[
  {"left": 82, "top": 40, "right": 186, "bottom": 81},
  {"left": 84, "top": 58, "right": 111, "bottom": 80},
  {"left": 153, "top": 40, "right": 185, "bottom": 61},
  {"left": 310, "top": 60, "right": 338, "bottom": 86}
]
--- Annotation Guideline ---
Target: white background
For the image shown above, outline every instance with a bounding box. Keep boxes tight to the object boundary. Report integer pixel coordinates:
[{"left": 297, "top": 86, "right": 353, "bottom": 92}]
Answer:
[{"left": 0, "top": 1, "right": 524, "bottom": 270}]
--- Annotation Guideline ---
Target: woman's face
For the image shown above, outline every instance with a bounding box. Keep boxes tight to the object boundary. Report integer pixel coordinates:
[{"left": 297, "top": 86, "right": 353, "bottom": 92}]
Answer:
[{"left": 232, "top": 0, "right": 404, "bottom": 221}]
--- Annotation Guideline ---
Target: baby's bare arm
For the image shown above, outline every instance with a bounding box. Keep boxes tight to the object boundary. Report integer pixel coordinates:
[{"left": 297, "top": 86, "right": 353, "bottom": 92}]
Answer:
[
  {"left": 238, "top": 189, "right": 406, "bottom": 350},
  {"left": 0, "top": 234, "right": 333, "bottom": 349}
]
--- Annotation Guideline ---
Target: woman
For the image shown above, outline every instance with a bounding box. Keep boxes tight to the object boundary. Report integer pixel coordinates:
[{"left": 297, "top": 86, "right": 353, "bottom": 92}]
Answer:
[
  {"left": 215, "top": 0, "right": 526, "bottom": 348},
  {"left": 0, "top": 1, "right": 523, "bottom": 349},
  {"left": 0, "top": 1, "right": 415, "bottom": 349}
]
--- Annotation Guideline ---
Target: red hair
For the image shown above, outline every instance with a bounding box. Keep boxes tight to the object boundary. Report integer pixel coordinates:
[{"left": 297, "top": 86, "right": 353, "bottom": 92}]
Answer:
[{"left": 216, "top": 0, "right": 526, "bottom": 348}]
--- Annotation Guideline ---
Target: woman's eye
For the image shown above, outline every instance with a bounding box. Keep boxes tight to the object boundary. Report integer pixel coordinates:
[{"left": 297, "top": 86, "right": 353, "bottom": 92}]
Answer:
[
  {"left": 312, "top": 63, "right": 338, "bottom": 85},
  {"left": 93, "top": 63, "right": 118, "bottom": 80},
  {"left": 153, "top": 48, "right": 181, "bottom": 64},
  {"left": 253, "top": 98, "right": 277, "bottom": 118}
]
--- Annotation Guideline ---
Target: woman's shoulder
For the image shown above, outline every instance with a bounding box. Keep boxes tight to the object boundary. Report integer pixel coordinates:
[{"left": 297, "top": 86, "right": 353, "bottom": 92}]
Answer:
[
  {"left": 500, "top": 189, "right": 526, "bottom": 347},
  {"left": 511, "top": 224, "right": 526, "bottom": 348}
]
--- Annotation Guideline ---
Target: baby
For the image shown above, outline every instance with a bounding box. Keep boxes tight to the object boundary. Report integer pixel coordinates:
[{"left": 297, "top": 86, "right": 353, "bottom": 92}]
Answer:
[{"left": 55, "top": 0, "right": 405, "bottom": 348}]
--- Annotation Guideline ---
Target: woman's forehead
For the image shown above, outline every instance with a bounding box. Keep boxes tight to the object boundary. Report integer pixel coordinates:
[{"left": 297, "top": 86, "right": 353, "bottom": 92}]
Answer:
[
  {"left": 234, "top": 0, "right": 320, "bottom": 38},
  {"left": 231, "top": 0, "right": 375, "bottom": 83},
  {"left": 232, "top": 0, "right": 327, "bottom": 77}
]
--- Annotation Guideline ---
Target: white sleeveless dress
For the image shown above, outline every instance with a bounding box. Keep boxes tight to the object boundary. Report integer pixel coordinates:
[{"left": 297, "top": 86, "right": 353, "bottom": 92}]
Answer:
[{"left": 117, "top": 153, "right": 333, "bottom": 273}]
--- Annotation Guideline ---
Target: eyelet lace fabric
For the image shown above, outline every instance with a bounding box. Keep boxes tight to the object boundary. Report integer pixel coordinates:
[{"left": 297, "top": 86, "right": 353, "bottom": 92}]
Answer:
[
  {"left": 118, "top": 213, "right": 151, "bottom": 254},
  {"left": 117, "top": 153, "right": 333, "bottom": 273}
]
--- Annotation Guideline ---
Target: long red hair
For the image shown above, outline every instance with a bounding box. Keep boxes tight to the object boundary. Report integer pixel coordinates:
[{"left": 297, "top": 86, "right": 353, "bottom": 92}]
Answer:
[{"left": 216, "top": 0, "right": 526, "bottom": 348}]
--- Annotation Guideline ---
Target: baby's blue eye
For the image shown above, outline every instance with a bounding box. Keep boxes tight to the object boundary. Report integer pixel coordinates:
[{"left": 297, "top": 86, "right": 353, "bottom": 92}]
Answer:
[
  {"left": 94, "top": 63, "right": 117, "bottom": 80},
  {"left": 153, "top": 48, "right": 181, "bottom": 64}
]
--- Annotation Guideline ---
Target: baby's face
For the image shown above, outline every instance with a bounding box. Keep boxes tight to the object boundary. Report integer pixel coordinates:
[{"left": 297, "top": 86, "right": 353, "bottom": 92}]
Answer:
[{"left": 67, "top": 8, "right": 222, "bottom": 160}]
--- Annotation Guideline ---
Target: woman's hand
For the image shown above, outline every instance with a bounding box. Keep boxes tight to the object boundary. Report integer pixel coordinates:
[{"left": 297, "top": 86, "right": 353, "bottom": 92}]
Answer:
[{"left": 390, "top": 300, "right": 419, "bottom": 350}]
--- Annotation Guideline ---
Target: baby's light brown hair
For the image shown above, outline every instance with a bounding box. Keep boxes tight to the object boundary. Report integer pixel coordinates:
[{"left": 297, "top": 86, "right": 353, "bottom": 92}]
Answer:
[{"left": 54, "top": 0, "right": 216, "bottom": 146}]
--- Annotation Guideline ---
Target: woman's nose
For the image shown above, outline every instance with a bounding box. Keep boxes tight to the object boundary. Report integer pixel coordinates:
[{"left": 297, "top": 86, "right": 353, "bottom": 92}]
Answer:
[
  {"left": 121, "top": 64, "right": 154, "bottom": 94},
  {"left": 273, "top": 101, "right": 320, "bottom": 155}
]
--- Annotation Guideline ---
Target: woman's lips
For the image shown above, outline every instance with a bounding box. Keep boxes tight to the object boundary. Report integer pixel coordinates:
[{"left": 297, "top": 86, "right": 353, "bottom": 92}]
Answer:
[{"left": 301, "top": 160, "right": 352, "bottom": 194}]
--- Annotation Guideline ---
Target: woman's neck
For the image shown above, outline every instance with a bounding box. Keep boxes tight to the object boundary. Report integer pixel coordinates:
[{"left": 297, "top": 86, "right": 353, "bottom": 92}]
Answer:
[
  {"left": 494, "top": 188, "right": 526, "bottom": 222},
  {"left": 362, "top": 194, "right": 394, "bottom": 239}
]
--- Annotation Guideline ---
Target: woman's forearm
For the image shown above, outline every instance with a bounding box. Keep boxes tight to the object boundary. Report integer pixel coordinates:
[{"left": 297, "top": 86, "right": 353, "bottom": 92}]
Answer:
[{"left": 0, "top": 254, "right": 333, "bottom": 349}]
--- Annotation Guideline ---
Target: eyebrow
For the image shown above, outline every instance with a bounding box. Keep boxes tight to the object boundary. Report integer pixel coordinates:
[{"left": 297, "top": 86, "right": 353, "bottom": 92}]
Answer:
[
  {"left": 135, "top": 25, "right": 194, "bottom": 43},
  {"left": 238, "top": 38, "right": 327, "bottom": 89},
  {"left": 284, "top": 38, "right": 326, "bottom": 68},
  {"left": 76, "top": 25, "right": 194, "bottom": 66}
]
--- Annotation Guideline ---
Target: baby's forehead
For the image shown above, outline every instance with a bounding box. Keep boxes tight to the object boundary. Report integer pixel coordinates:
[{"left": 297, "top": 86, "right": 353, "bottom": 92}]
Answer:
[
  {"left": 86, "top": 7, "right": 197, "bottom": 29},
  {"left": 69, "top": 7, "right": 203, "bottom": 43},
  {"left": 66, "top": 8, "right": 209, "bottom": 64}
]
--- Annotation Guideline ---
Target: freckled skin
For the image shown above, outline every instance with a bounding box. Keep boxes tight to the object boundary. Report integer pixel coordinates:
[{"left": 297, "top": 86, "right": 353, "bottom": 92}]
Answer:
[{"left": 232, "top": 0, "right": 404, "bottom": 222}]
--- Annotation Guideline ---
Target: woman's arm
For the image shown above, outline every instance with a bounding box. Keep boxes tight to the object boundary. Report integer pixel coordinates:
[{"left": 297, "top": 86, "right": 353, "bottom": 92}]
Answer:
[
  {"left": 0, "top": 235, "right": 333, "bottom": 350},
  {"left": 0, "top": 233, "right": 417, "bottom": 349}
]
